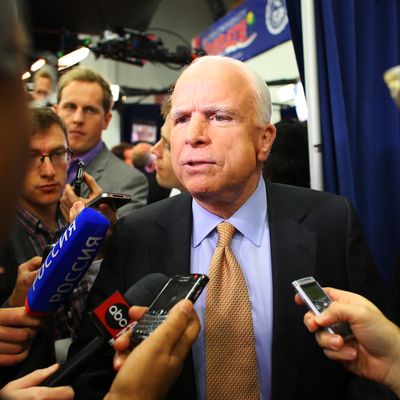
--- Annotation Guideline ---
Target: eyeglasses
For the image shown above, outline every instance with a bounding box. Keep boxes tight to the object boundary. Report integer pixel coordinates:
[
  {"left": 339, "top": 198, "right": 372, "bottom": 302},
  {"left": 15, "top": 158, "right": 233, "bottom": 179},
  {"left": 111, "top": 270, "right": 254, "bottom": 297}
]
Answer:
[{"left": 27, "top": 148, "right": 72, "bottom": 168}]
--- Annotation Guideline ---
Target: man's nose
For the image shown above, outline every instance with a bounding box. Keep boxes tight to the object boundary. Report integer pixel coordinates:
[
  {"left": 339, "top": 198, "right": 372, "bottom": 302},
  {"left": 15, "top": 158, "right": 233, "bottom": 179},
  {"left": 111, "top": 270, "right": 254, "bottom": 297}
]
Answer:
[
  {"left": 151, "top": 140, "right": 162, "bottom": 159},
  {"left": 39, "top": 157, "right": 56, "bottom": 177},
  {"left": 185, "top": 114, "right": 209, "bottom": 146},
  {"left": 72, "top": 108, "right": 84, "bottom": 123}
]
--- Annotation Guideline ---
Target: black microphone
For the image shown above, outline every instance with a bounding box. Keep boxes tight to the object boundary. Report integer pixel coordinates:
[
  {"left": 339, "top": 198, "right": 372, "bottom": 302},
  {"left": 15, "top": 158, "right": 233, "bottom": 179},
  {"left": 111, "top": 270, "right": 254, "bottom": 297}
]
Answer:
[{"left": 41, "top": 273, "right": 169, "bottom": 387}]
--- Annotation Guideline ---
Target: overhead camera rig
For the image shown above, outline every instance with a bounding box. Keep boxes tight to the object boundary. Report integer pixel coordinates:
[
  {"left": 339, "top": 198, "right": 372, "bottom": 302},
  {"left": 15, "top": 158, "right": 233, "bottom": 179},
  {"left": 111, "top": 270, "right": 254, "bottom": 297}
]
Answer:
[{"left": 88, "top": 28, "right": 206, "bottom": 67}]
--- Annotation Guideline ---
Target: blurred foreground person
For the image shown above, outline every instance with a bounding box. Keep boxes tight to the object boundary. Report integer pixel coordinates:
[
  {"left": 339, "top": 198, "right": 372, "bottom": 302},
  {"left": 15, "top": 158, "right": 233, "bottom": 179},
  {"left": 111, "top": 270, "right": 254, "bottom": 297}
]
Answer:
[
  {"left": 0, "top": 1, "right": 199, "bottom": 399},
  {"left": 0, "top": 1, "right": 73, "bottom": 399}
]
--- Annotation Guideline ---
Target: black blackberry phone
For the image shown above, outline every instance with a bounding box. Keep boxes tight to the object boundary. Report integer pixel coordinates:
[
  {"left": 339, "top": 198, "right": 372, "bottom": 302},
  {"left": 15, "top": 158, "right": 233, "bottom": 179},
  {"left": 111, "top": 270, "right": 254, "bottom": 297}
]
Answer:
[{"left": 131, "top": 274, "right": 209, "bottom": 344}]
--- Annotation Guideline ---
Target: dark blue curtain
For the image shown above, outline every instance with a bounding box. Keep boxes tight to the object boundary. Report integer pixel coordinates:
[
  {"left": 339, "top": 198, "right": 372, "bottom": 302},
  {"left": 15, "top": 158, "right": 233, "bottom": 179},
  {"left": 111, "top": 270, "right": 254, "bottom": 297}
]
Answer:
[{"left": 287, "top": 0, "right": 400, "bottom": 282}]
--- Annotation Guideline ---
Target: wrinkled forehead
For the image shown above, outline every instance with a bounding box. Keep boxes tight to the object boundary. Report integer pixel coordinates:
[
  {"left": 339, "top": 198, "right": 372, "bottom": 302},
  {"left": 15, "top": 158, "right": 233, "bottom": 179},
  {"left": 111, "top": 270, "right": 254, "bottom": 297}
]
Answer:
[{"left": 172, "top": 60, "right": 254, "bottom": 110}]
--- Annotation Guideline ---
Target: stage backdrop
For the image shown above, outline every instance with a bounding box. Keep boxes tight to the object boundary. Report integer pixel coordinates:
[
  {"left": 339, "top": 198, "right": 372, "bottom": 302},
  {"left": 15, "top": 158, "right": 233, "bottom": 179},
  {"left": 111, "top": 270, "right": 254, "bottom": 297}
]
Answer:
[{"left": 287, "top": 0, "right": 400, "bottom": 282}]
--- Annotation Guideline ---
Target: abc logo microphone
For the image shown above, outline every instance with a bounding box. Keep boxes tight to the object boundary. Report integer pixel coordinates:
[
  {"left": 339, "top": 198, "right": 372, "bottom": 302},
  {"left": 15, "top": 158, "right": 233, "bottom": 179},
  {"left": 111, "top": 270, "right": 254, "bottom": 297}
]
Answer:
[
  {"left": 42, "top": 273, "right": 169, "bottom": 387},
  {"left": 106, "top": 303, "right": 130, "bottom": 330},
  {"left": 25, "top": 207, "right": 110, "bottom": 317},
  {"left": 91, "top": 292, "right": 133, "bottom": 340}
]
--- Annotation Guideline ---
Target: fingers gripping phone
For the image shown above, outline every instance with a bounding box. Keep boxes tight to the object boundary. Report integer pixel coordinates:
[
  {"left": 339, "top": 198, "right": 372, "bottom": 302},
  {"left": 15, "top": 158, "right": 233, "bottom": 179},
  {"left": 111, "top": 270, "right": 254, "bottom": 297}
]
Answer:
[
  {"left": 292, "top": 276, "right": 354, "bottom": 341},
  {"left": 131, "top": 274, "right": 209, "bottom": 344}
]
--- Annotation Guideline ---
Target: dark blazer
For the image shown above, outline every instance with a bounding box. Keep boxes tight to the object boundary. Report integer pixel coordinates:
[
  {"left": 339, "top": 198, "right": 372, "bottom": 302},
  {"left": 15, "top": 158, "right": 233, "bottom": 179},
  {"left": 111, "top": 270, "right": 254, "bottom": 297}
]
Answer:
[
  {"left": 0, "top": 225, "right": 55, "bottom": 386},
  {"left": 82, "top": 146, "right": 149, "bottom": 217},
  {"left": 71, "top": 181, "right": 393, "bottom": 399}
]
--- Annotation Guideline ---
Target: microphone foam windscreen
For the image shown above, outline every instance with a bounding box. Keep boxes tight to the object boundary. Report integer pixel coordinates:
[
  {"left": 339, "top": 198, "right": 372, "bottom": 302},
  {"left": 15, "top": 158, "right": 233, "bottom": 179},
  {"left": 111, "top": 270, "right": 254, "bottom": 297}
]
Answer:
[{"left": 26, "top": 208, "right": 110, "bottom": 316}]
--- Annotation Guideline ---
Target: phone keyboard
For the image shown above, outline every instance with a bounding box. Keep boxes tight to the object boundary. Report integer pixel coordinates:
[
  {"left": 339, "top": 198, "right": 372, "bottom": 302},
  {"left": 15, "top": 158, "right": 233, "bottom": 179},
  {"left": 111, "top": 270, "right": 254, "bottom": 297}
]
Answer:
[{"left": 131, "top": 312, "right": 168, "bottom": 344}]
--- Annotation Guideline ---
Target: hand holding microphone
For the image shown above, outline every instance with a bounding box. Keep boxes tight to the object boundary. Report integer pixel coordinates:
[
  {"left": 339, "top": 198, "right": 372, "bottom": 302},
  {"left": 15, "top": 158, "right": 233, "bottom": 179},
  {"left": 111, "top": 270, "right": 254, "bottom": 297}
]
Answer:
[
  {"left": 41, "top": 273, "right": 170, "bottom": 387},
  {"left": 0, "top": 307, "right": 42, "bottom": 367},
  {"left": 0, "top": 364, "right": 74, "bottom": 400},
  {"left": 8, "top": 256, "right": 42, "bottom": 307}
]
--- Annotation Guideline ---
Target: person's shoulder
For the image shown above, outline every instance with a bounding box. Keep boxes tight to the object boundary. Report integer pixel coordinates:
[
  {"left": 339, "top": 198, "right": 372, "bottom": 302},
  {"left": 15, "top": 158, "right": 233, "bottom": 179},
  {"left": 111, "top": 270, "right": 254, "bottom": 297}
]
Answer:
[
  {"left": 102, "top": 147, "right": 146, "bottom": 179},
  {"left": 119, "top": 192, "right": 192, "bottom": 226},
  {"left": 266, "top": 181, "right": 350, "bottom": 215}
]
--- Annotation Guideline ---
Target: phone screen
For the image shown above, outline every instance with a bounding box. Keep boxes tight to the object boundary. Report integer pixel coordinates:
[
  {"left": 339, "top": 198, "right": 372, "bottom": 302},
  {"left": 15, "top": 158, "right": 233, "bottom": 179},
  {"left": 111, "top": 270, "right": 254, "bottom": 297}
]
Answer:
[
  {"left": 149, "top": 278, "right": 202, "bottom": 313},
  {"left": 131, "top": 274, "right": 208, "bottom": 344},
  {"left": 300, "top": 282, "right": 326, "bottom": 302}
]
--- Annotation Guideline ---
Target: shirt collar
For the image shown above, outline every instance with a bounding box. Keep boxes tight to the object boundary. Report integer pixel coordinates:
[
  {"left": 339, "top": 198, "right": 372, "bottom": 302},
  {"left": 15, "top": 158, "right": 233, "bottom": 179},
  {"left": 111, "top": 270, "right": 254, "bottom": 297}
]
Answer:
[
  {"left": 16, "top": 206, "right": 67, "bottom": 236},
  {"left": 192, "top": 176, "right": 267, "bottom": 248},
  {"left": 67, "top": 140, "right": 104, "bottom": 184}
]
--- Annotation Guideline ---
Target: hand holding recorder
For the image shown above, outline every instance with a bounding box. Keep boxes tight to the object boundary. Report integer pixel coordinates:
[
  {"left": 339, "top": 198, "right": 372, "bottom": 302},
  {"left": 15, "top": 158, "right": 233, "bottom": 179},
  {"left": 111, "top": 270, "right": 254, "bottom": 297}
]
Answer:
[{"left": 295, "top": 285, "right": 400, "bottom": 397}]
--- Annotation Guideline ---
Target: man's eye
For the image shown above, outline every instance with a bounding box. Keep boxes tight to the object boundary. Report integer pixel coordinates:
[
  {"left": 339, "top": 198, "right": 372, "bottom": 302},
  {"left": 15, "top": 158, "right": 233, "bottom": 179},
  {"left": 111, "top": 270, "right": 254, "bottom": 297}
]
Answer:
[
  {"left": 175, "top": 115, "right": 189, "bottom": 124},
  {"left": 51, "top": 150, "right": 66, "bottom": 160},
  {"left": 212, "top": 114, "right": 230, "bottom": 122}
]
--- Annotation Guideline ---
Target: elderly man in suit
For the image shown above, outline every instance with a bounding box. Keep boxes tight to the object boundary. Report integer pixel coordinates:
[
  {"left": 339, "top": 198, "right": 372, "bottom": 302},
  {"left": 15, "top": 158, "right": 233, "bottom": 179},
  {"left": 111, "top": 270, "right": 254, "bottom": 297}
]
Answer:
[
  {"left": 54, "top": 66, "right": 148, "bottom": 218},
  {"left": 70, "top": 56, "right": 393, "bottom": 399}
]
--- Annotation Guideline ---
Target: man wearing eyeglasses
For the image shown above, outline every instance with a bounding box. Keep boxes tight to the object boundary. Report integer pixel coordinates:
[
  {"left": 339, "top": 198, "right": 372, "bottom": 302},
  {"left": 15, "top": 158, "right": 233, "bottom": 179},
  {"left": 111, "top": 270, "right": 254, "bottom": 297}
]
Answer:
[{"left": 0, "top": 107, "right": 102, "bottom": 384}]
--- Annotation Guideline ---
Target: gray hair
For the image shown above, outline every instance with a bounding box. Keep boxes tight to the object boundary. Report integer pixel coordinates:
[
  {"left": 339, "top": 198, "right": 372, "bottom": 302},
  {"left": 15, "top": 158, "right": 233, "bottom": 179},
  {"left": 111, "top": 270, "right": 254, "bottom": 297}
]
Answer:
[{"left": 185, "top": 55, "right": 272, "bottom": 125}]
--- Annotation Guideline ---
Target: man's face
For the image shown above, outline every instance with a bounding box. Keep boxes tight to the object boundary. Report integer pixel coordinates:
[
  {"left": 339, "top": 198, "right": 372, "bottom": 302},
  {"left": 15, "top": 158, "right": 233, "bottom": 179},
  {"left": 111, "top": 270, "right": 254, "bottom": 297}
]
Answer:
[
  {"left": 152, "top": 116, "right": 183, "bottom": 190},
  {"left": 55, "top": 81, "right": 111, "bottom": 156},
  {"left": 32, "top": 76, "right": 52, "bottom": 100},
  {"left": 19, "top": 124, "right": 68, "bottom": 211},
  {"left": 170, "top": 60, "right": 275, "bottom": 210}
]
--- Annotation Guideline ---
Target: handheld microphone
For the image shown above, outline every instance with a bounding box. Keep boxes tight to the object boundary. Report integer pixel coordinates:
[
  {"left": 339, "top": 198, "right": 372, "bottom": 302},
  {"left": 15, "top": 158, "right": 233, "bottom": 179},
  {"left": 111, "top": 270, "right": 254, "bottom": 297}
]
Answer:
[
  {"left": 41, "top": 273, "right": 169, "bottom": 387},
  {"left": 25, "top": 208, "right": 110, "bottom": 317}
]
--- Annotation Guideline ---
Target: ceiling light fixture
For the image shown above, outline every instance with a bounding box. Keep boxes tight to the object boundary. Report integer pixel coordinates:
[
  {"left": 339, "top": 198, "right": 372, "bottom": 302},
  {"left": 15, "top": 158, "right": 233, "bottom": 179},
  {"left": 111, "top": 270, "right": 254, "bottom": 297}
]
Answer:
[
  {"left": 30, "top": 58, "right": 46, "bottom": 72},
  {"left": 58, "top": 46, "right": 90, "bottom": 70}
]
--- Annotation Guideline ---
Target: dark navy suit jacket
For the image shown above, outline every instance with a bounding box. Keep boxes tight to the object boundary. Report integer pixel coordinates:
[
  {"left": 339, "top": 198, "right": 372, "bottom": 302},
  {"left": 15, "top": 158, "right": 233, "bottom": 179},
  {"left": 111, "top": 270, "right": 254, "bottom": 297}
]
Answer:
[{"left": 70, "top": 180, "right": 394, "bottom": 399}]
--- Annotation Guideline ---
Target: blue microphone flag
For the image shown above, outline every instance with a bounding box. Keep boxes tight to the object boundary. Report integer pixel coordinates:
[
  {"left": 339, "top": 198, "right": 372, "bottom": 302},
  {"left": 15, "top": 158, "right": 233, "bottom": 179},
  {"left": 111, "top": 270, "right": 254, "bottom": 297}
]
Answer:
[{"left": 26, "top": 207, "right": 109, "bottom": 316}]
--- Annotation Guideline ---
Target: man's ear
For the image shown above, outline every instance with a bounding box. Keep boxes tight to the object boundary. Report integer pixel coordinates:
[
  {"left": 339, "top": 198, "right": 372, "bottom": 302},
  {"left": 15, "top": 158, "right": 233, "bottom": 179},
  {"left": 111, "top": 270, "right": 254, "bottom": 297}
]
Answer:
[
  {"left": 53, "top": 104, "right": 59, "bottom": 113},
  {"left": 103, "top": 111, "right": 112, "bottom": 129},
  {"left": 257, "top": 123, "right": 276, "bottom": 162}
]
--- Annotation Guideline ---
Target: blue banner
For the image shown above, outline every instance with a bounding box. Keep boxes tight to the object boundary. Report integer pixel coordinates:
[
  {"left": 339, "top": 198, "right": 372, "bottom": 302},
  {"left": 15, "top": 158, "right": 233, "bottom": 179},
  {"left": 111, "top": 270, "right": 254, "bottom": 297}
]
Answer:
[{"left": 192, "top": 0, "right": 291, "bottom": 61}]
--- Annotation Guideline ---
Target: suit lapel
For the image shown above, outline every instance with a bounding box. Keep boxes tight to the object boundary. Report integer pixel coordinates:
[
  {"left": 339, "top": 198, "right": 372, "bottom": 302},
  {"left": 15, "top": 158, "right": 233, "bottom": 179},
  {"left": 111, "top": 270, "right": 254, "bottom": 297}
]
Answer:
[
  {"left": 82, "top": 147, "right": 108, "bottom": 197},
  {"left": 148, "top": 194, "right": 197, "bottom": 399},
  {"left": 266, "top": 181, "right": 317, "bottom": 399},
  {"left": 149, "top": 193, "right": 193, "bottom": 277}
]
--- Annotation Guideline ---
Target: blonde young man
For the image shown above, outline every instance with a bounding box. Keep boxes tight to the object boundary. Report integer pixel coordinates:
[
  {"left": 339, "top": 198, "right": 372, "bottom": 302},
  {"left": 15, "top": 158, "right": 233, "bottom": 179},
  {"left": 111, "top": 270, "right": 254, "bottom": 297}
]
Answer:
[{"left": 55, "top": 67, "right": 148, "bottom": 217}]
